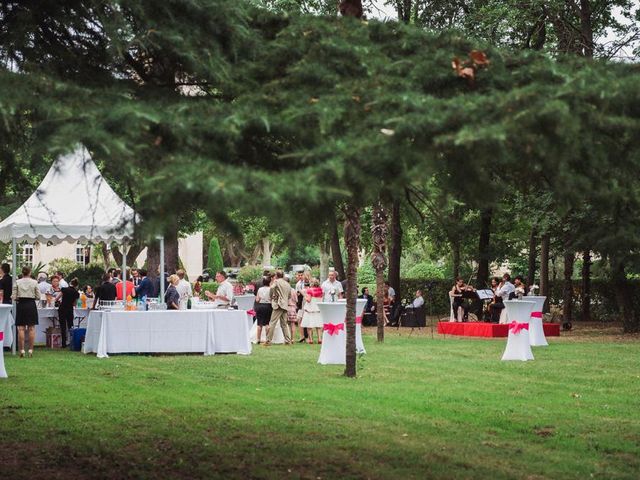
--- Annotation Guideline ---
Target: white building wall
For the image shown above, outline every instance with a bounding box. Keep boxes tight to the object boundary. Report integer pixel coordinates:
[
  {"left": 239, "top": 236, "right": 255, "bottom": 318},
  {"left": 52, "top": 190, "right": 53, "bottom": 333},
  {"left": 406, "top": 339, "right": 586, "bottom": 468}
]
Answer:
[{"left": 33, "top": 241, "right": 77, "bottom": 267}]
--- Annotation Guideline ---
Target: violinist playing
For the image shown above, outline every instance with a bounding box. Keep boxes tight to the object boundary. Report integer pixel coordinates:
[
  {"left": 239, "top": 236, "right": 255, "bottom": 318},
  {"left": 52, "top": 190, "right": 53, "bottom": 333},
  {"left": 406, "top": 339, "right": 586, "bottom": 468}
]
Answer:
[{"left": 450, "top": 277, "right": 476, "bottom": 322}]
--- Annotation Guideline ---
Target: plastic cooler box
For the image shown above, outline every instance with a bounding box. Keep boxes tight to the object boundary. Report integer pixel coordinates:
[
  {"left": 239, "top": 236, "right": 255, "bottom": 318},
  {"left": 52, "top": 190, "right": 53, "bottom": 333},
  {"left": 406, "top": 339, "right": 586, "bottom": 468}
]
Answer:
[{"left": 70, "top": 328, "right": 87, "bottom": 351}]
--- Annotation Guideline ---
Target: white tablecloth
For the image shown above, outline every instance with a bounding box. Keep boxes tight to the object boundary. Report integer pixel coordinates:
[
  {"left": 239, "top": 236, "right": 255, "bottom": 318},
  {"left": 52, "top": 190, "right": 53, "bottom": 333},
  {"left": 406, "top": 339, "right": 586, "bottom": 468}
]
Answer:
[
  {"left": 0, "top": 305, "right": 12, "bottom": 378},
  {"left": 83, "top": 309, "right": 251, "bottom": 358}
]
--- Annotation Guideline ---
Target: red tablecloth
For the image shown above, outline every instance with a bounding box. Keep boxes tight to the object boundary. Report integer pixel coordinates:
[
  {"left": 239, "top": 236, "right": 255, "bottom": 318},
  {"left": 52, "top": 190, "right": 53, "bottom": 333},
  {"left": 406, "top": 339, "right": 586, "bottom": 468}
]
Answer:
[{"left": 437, "top": 322, "right": 560, "bottom": 338}]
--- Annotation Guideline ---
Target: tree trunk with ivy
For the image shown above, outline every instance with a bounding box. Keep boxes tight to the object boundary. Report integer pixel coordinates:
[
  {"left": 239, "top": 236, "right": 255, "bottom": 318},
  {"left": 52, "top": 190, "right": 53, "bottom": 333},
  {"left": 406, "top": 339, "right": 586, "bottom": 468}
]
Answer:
[
  {"left": 476, "top": 208, "right": 492, "bottom": 288},
  {"left": 371, "top": 202, "right": 388, "bottom": 343},
  {"left": 527, "top": 227, "right": 537, "bottom": 286},
  {"left": 388, "top": 199, "right": 402, "bottom": 299},
  {"left": 540, "top": 233, "right": 550, "bottom": 311},
  {"left": 452, "top": 239, "right": 461, "bottom": 279},
  {"left": 330, "top": 214, "right": 345, "bottom": 280},
  {"left": 581, "top": 250, "right": 591, "bottom": 321},
  {"left": 342, "top": 205, "right": 361, "bottom": 378},
  {"left": 562, "top": 249, "right": 574, "bottom": 325}
]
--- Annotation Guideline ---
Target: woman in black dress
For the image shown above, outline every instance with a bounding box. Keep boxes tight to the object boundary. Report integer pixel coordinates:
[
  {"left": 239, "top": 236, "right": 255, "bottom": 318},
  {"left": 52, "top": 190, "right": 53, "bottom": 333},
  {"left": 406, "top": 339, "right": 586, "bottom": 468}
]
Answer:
[
  {"left": 59, "top": 278, "right": 80, "bottom": 348},
  {"left": 254, "top": 276, "right": 273, "bottom": 344},
  {"left": 12, "top": 266, "right": 41, "bottom": 357}
]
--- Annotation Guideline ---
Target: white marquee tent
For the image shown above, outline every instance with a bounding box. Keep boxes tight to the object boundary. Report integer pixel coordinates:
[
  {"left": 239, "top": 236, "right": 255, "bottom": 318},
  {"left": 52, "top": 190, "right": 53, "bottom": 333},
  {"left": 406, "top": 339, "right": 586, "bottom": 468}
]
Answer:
[
  {"left": 0, "top": 145, "right": 165, "bottom": 354},
  {"left": 0, "top": 145, "right": 135, "bottom": 244}
]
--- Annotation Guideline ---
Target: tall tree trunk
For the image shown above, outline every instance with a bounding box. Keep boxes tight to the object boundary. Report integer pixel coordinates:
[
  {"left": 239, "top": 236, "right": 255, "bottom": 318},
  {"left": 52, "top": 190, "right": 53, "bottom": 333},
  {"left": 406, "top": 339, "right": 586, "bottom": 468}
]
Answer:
[
  {"left": 580, "top": 0, "right": 594, "bottom": 58},
  {"left": 262, "top": 237, "right": 272, "bottom": 266},
  {"left": 395, "top": 0, "right": 413, "bottom": 23},
  {"left": 612, "top": 259, "right": 639, "bottom": 333},
  {"left": 371, "top": 202, "right": 388, "bottom": 343},
  {"left": 562, "top": 250, "right": 574, "bottom": 324},
  {"left": 388, "top": 199, "right": 402, "bottom": 299},
  {"left": 330, "top": 215, "right": 346, "bottom": 280},
  {"left": 342, "top": 205, "right": 362, "bottom": 378},
  {"left": 100, "top": 242, "right": 111, "bottom": 270},
  {"left": 319, "top": 238, "right": 330, "bottom": 281},
  {"left": 111, "top": 242, "right": 145, "bottom": 271},
  {"left": 165, "top": 221, "right": 179, "bottom": 275},
  {"left": 451, "top": 239, "right": 460, "bottom": 279},
  {"left": 147, "top": 241, "right": 160, "bottom": 281},
  {"left": 476, "top": 208, "right": 492, "bottom": 287},
  {"left": 527, "top": 227, "right": 537, "bottom": 286},
  {"left": 540, "top": 233, "right": 550, "bottom": 311},
  {"left": 581, "top": 250, "right": 591, "bottom": 321}
]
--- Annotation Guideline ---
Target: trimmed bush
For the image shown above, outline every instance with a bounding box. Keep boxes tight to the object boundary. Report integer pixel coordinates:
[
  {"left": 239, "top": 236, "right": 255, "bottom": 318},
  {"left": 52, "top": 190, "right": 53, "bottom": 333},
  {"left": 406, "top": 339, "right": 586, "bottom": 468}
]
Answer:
[{"left": 207, "top": 238, "right": 224, "bottom": 273}]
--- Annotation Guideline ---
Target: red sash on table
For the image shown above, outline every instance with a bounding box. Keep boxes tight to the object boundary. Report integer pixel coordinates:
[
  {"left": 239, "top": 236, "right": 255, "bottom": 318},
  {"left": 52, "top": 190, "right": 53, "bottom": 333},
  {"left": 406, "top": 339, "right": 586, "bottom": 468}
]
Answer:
[
  {"left": 0, "top": 332, "right": 3, "bottom": 342},
  {"left": 531, "top": 312, "right": 542, "bottom": 318},
  {"left": 247, "top": 309, "right": 256, "bottom": 316},
  {"left": 509, "top": 322, "right": 530, "bottom": 334},
  {"left": 355, "top": 316, "right": 362, "bottom": 325},
  {"left": 308, "top": 287, "right": 323, "bottom": 298},
  {"left": 323, "top": 323, "right": 344, "bottom": 336}
]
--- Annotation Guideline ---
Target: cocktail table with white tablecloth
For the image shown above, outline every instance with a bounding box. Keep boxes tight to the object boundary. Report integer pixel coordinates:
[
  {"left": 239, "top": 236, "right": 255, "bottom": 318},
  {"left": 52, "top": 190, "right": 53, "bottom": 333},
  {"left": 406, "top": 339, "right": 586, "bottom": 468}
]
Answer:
[
  {"left": 0, "top": 304, "right": 13, "bottom": 378},
  {"left": 1, "top": 304, "right": 13, "bottom": 348},
  {"left": 83, "top": 309, "right": 251, "bottom": 358},
  {"left": 501, "top": 301, "right": 535, "bottom": 361}
]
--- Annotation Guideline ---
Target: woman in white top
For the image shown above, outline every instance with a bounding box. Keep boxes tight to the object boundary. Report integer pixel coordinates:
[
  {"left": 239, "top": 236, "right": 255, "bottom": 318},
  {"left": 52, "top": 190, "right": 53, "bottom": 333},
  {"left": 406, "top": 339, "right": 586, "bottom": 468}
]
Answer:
[
  {"left": 46, "top": 275, "right": 63, "bottom": 307},
  {"left": 12, "top": 266, "right": 41, "bottom": 358},
  {"left": 254, "top": 276, "right": 273, "bottom": 344},
  {"left": 300, "top": 279, "right": 324, "bottom": 344}
]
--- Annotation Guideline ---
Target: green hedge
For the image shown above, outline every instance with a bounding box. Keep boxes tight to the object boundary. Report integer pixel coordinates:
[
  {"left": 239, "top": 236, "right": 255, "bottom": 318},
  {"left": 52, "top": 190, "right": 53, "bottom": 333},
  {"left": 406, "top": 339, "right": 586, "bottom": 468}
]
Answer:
[
  {"left": 396, "top": 278, "right": 640, "bottom": 321},
  {"left": 545, "top": 279, "right": 640, "bottom": 322}
]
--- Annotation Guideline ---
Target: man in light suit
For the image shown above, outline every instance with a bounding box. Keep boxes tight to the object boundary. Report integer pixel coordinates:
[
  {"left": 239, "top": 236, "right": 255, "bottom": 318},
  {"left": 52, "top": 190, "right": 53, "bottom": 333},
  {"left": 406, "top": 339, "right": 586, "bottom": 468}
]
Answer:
[{"left": 265, "top": 270, "right": 292, "bottom": 346}]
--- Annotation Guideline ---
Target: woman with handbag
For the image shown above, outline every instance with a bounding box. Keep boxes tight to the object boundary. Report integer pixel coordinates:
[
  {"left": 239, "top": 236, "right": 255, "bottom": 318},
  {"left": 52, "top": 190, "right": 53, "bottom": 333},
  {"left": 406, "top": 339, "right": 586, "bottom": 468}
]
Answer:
[{"left": 12, "top": 266, "right": 40, "bottom": 357}]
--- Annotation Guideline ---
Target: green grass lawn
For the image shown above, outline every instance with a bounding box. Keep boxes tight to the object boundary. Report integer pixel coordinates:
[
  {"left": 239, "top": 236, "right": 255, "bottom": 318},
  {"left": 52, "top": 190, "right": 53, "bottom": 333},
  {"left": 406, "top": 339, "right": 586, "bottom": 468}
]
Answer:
[{"left": 1, "top": 329, "right": 639, "bottom": 479}]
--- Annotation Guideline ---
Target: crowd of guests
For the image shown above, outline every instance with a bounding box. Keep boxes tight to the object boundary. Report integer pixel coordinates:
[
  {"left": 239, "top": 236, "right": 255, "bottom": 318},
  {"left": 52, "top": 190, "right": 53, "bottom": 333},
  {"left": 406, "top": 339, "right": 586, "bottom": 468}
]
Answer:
[
  {"left": 0, "top": 263, "right": 204, "bottom": 357},
  {"left": 251, "top": 269, "right": 345, "bottom": 345},
  {"left": 1, "top": 259, "right": 539, "bottom": 356}
]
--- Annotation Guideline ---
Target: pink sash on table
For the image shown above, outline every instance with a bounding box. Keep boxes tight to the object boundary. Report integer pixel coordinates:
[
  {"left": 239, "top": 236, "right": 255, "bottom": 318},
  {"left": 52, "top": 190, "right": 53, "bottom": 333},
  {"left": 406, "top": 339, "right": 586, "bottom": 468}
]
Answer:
[
  {"left": 509, "top": 322, "right": 530, "bottom": 335},
  {"left": 323, "top": 323, "right": 344, "bottom": 336}
]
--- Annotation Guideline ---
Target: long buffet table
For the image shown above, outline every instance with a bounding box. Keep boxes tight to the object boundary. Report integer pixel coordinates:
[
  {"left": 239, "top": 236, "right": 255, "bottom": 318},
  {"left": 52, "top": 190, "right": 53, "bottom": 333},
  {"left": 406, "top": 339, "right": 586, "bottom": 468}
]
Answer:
[{"left": 83, "top": 309, "right": 251, "bottom": 358}]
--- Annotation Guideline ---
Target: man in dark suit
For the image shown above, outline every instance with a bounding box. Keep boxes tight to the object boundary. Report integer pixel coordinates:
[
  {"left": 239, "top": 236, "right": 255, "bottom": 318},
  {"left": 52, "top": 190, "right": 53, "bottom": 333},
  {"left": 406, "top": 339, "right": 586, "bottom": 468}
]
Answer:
[
  {"left": 135, "top": 269, "right": 154, "bottom": 301},
  {"left": 359, "top": 287, "right": 376, "bottom": 326},
  {"left": 92, "top": 273, "right": 117, "bottom": 309}
]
